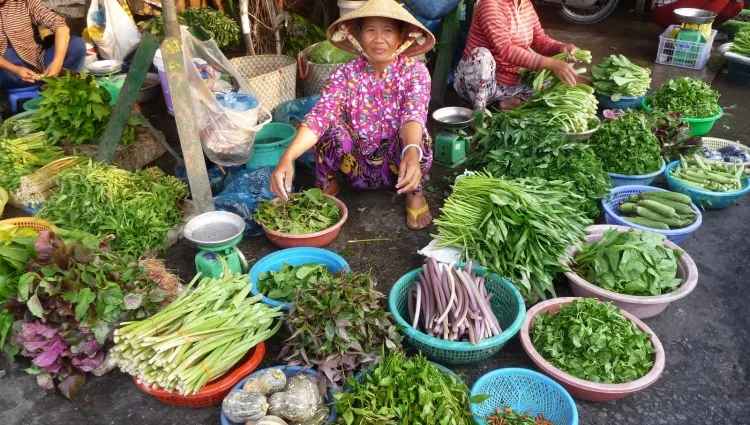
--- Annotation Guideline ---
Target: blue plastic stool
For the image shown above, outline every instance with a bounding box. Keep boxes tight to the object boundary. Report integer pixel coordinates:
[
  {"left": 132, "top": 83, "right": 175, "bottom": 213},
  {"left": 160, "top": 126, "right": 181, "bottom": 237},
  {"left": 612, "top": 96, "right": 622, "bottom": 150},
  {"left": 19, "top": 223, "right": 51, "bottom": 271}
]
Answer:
[{"left": 7, "top": 86, "right": 40, "bottom": 113}]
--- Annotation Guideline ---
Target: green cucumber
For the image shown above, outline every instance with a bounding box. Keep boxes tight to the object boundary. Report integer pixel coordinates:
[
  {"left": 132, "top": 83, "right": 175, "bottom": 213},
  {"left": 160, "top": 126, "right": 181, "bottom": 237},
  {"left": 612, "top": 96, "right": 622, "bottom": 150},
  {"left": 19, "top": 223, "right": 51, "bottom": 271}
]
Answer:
[
  {"left": 649, "top": 198, "right": 696, "bottom": 215},
  {"left": 621, "top": 216, "right": 670, "bottom": 230},
  {"left": 641, "top": 191, "right": 692, "bottom": 205},
  {"left": 637, "top": 199, "right": 679, "bottom": 218},
  {"left": 633, "top": 206, "right": 685, "bottom": 227},
  {"left": 618, "top": 202, "right": 637, "bottom": 214}
]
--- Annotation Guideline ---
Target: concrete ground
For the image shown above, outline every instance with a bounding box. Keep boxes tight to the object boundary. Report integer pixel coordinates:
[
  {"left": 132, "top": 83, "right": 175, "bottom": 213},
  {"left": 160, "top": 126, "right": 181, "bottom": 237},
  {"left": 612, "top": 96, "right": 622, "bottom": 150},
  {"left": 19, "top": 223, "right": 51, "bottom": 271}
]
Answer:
[{"left": 2, "top": 6, "right": 750, "bottom": 425}]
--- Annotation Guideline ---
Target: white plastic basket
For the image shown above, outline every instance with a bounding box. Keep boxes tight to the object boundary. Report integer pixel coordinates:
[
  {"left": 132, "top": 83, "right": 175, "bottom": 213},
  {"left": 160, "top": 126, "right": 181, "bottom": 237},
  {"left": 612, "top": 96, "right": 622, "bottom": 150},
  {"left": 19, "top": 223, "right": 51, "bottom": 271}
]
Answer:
[{"left": 655, "top": 25, "right": 716, "bottom": 70}]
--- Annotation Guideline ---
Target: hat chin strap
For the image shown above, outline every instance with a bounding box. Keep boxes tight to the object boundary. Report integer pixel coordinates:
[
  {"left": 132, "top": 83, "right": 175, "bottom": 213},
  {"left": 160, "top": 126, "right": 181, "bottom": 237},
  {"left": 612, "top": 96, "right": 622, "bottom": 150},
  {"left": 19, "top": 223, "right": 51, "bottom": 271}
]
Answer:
[{"left": 333, "top": 24, "right": 427, "bottom": 60}]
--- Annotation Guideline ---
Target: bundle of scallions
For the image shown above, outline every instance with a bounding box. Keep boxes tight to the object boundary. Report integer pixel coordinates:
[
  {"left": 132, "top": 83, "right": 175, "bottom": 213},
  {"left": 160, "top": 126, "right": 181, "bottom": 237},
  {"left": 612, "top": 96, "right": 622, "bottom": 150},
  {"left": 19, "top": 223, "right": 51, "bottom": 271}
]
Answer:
[
  {"left": 14, "top": 156, "right": 88, "bottom": 206},
  {"left": 112, "top": 273, "right": 283, "bottom": 395}
]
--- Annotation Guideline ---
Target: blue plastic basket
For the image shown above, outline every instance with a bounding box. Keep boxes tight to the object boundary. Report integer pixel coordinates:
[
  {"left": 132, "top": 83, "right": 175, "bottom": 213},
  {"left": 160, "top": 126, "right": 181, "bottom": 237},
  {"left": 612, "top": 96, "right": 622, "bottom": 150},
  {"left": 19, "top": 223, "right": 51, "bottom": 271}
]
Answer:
[
  {"left": 219, "top": 366, "right": 337, "bottom": 425},
  {"left": 602, "top": 185, "right": 702, "bottom": 245},
  {"left": 470, "top": 368, "right": 578, "bottom": 425},
  {"left": 664, "top": 161, "right": 750, "bottom": 209},
  {"left": 607, "top": 160, "right": 665, "bottom": 187},
  {"left": 388, "top": 265, "right": 526, "bottom": 365},
  {"left": 596, "top": 93, "right": 645, "bottom": 110},
  {"left": 248, "top": 248, "right": 349, "bottom": 311}
]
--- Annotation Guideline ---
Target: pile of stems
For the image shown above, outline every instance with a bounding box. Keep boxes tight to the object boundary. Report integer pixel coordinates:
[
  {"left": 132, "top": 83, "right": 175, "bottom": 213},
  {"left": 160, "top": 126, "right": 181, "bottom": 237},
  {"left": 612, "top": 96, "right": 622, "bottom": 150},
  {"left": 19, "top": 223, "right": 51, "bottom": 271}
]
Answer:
[
  {"left": 0, "top": 132, "right": 63, "bottom": 191},
  {"left": 112, "top": 273, "right": 283, "bottom": 396},
  {"left": 670, "top": 155, "right": 745, "bottom": 192},
  {"left": 510, "top": 83, "right": 599, "bottom": 133},
  {"left": 14, "top": 156, "right": 88, "bottom": 206}
]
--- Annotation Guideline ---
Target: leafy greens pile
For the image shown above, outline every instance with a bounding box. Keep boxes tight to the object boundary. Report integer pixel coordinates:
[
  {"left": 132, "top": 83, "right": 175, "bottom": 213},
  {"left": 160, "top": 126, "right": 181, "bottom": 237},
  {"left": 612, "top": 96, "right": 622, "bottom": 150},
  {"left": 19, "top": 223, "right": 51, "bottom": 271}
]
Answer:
[
  {"left": 648, "top": 77, "right": 720, "bottom": 118},
  {"left": 588, "top": 110, "right": 662, "bottom": 175},
  {"left": 651, "top": 112, "right": 702, "bottom": 161},
  {"left": 0, "top": 132, "right": 64, "bottom": 191},
  {"left": 279, "top": 270, "right": 401, "bottom": 388},
  {"left": 138, "top": 8, "right": 240, "bottom": 48},
  {"left": 254, "top": 188, "right": 341, "bottom": 234},
  {"left": 256, "top": 263, "right": 329, "bottom": 302},
  {"left": 574, "top": 229, "right": 683, "bottom": 296},
  {"left": 434, "top": 174, "right": 591, "bottom": 301},
  {"left": 38, "top": 163, "right": 188, "bottom": 255},
  {"left": 591, "top": 54, "right": 651, "bottom": 99},
  {"left": 334, "top": 350, "right": 480, "bottom": 425},
  {"left": 508, "top": 83, "right": 599, "bottom": 133},
  {"left": 470, "top": 113, "right": 611, "bottom": 218},
  {"left": 285, "top": 13, "right": 327, "bottom": 57},
  {"left": 0, "top": 224, "right": 38, "bottom": 354},
  {"left": 532, "top": 298, "right": 656, "bottom": 384}
]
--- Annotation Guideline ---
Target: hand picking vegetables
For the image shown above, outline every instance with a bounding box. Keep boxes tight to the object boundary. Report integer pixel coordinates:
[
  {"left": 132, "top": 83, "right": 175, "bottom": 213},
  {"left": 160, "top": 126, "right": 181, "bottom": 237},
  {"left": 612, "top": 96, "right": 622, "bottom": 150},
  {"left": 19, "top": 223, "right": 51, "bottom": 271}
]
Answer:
[
  {"left": 486, "top": 407, "right": 555, "bottom": 425},
  {"left": 256, "top": 263, "right": 329, "bottom": 302},
  {"left": 37, "top": 162, "right": 188, "bottom": 255},
  {"left": 435, "top": 174, "right": 591, "bottom": 301},
  {"left": 408, "top": 259, "right": 502, "bottom": 344},
  {"left": 617, "top": 190, "right": 698, "bottom": 230},
  {"left": 591, "top": 54, "right": 651, "bottom": 100},
  {"left": 0, "top": 132, "right": 64, "bottom": 192},
  {"left": 520, "top": 49, "right": 592, "bottom": 93},
  {"left": 254, "top": 188, "right": 341, "bottom": 234},
  {"left": 730, "top": 29, "right": 750, "bottom": 57},
  {"left": 648, "top": 77, "right": 720, "bottom": 118},
  {"left": 589, "top": 110, "right": 662, "bottom": 175},
  {"left": 334, "top": 350, "right": 482, "bottom": 425},
  {"left": 113, "top": 273, "right": 283, "bottom": 396},
  {"left": 278, "top": 269, "right": 401, "bottom": 388},
  {"left": 532, "top": 298, "right": 656, "bottom": 384},
  {"left": 670, "top": 155, "right": 746, "bottom": 192},
  {"left": 574, "top": 229, "right": 683, "bottom": 296}
]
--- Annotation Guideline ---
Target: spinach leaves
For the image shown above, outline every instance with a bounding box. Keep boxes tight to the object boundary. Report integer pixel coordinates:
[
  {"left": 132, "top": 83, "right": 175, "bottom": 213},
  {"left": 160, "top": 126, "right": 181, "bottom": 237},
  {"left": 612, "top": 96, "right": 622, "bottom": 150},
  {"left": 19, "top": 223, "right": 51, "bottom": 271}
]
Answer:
[
  {"left": 649, "top": 77, "right": 720, "bottom": 118},
  {"left": 532, "top": 298, "right": 656, "bottom": 384},
  {"left": 254, "top": 188, "right": 340, "bottom": 234},
  {"left": 588, "top": 110, "right": 662, "bottom": 175},
  {"left": 256, "top": 263, "right": 328, "bottom": 302},
  {"left": 591, "top": 55, "right": 651, "bottom": 99}
]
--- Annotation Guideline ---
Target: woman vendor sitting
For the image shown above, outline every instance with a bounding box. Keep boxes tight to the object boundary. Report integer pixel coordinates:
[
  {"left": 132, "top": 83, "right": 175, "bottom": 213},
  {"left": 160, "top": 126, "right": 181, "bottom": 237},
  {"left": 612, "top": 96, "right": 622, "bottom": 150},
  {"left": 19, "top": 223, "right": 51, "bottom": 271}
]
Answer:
[
  {"left": 651, "top": 0, "right": 744, "bottom": 28},
  {"left": 454, "top": 0, "right": 579, "bottom": 111},
  {"left": 270, "top": 0, "right": 436, "bottom": 229}
]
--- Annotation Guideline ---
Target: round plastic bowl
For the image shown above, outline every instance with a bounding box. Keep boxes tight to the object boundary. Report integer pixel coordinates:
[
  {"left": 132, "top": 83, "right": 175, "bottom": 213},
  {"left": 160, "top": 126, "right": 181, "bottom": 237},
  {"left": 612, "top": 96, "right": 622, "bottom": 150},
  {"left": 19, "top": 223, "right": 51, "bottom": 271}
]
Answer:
[
  {"left": 260, "top": 195, "right": 348, "bottom": 248},
  {"left": 564, "top": 116, "right": 600, "bottom": 141},
  {"left": 246, "top": 123, "right": 297, "bottom": 169},
  {"left": 388, "top": 265, "right": 526, "bottom": 365},
  {"left": 248, "top": 247, "right": 350, "bottom": 311},
  {"left": 470, "top": 368, "right": 578, "bottom": 425},
  {"left": 220, "top": 366, "right": 337, "bottom": 425},
  {"left": 664, "top": 161, "right": 750, "bottom": 209},
  {"left": 642, "top": 98, "right": 723, "bottom": 136},
  {"left": 596, "top": 93, "right": 644, "bottom": 110},
  {"left": 601, "top": 185, "right": 702, "bottom": 245},
  {"left": 607, "top": 160, "right": 665, "bottom": 188},
  {"left": 134, "top": 342, "right": 265, "bottom": 407},
  {"left": 520, "top": 297, "right": 665, "bottom": 402},
  {"left": 564, "top": 229, "right": 699, "bottom": 319}
]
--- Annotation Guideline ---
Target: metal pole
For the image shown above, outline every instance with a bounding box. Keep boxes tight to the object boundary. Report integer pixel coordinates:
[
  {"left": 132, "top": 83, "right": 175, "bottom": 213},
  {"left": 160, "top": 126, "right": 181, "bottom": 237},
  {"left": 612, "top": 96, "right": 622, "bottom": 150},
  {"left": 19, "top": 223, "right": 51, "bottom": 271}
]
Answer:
[{"left": 161, "top": 0, "right": 215, "bottom": 214}]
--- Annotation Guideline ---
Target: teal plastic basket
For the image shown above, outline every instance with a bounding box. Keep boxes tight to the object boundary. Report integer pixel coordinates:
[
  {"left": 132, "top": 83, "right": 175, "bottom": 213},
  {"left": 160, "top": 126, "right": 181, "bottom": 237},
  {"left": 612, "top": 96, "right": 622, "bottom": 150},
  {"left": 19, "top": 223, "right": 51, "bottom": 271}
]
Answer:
[
  {"left": 470, "top": 368, "right": 578, "bottom": 425},
  {"left": 664, "top": 161, "right": 750, "bottom": 209},
  {"left": 388, "top": 265, "right": 526, "bottom": 365}
]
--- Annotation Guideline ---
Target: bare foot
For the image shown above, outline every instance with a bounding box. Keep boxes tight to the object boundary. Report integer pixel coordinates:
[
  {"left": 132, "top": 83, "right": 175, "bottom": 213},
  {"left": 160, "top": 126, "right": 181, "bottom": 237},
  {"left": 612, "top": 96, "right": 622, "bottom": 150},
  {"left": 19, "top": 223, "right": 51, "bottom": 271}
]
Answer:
[
  {"left": 500, "top": 97, "right": 522, "bottom": 110},
  {"left": 405, "top": 193, "right": 432, "bottom": 230},
  {"left": 322, "top": 178, "right": 340, "bottom": 197}
]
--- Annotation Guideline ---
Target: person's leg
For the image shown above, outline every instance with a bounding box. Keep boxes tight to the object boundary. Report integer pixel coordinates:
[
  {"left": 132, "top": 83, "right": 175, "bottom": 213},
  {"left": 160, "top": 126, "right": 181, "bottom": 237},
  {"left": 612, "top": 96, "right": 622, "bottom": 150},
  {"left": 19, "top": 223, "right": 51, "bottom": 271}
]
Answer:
[
  {"left": 43, "top": 35, "right": 87, "bottom": 72},
  {"left": 716, "top": 1, "right": 744, "bottom": 25},
  {"left": 0, "top": 46, "right": 36, "bottom": 90},
  {"left": 454, "top": 47, "right": 505, "bottom": 111},
  {"left": 381, "top": 135, "right": 434, "bottom": 229},
  {"left": 312, "top": 123, "right": 358, "bottom": 196},
  {"left": 652, "top": 0, "right": 731, "bottom": 27}
]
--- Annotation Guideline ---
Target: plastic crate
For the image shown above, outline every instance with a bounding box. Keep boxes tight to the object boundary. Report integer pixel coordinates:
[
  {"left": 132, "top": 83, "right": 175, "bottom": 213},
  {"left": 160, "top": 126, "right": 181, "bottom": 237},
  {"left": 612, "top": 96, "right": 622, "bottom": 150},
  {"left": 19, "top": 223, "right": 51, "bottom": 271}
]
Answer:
[{"left": 655, "top": 25, "right": 716, "bottom": 70}]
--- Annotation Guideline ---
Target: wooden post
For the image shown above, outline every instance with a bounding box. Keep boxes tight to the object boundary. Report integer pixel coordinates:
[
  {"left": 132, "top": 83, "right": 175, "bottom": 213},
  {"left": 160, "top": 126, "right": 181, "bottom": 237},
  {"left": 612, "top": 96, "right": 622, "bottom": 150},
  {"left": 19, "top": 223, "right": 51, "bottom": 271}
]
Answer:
[
  {"left": 162, "top": 0, "right": 215, "bottom": 214},
  {"left": 429, "top": 0, "right": 464, "bottom": 110}
]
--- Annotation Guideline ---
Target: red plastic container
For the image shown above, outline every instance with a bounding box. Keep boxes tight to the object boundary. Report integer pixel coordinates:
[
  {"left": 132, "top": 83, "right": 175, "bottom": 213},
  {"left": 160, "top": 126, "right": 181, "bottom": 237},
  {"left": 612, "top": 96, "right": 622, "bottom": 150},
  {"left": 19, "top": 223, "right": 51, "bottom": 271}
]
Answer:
[
  {"left": 261, "top": 195, "right": 348, "bottom": 248},
  {"left": 133, "top": 342, "right": 266, "bottom": 407},
  {"left": 520, "top": 298, "right": 665, "bottom": 402}
]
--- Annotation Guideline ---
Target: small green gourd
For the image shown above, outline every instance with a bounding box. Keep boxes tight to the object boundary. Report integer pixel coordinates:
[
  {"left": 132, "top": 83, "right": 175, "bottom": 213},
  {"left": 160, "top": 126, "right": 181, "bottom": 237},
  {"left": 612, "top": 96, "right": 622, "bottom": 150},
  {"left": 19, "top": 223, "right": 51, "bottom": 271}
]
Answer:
[
  {"left": 246, "top": 416, "right": 288, "bottom": 425},
  {"left": 267, "top": 375, "right": 322, "bottom": 422},
  {"left": 222, "top": 390, "right": 268, "bottom": 423},
  {"left": 242, "top": 368, "right": 288, "bottom": 395}
]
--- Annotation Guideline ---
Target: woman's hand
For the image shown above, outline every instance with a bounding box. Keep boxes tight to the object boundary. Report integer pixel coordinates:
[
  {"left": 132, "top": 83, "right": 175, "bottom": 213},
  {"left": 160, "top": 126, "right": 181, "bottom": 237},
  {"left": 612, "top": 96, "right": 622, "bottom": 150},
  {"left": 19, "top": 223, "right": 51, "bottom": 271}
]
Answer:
[
  {"left": 12, "top": 66, "right": 38, "bottom": 83},
  {"left": 561, "top": 44, "right": 578, "bottom": 62},
  {"left": 541, "top": 57, "right": 578, "bottom": 88},
  {"left": 396, "top": 148, "right": 422, "bottom": 195},
  {"left": 270, "top": 157, "right": 295, "bottom": 200},
  {"left": 44, "top": 60, "right": 64, "bottom": 77}
]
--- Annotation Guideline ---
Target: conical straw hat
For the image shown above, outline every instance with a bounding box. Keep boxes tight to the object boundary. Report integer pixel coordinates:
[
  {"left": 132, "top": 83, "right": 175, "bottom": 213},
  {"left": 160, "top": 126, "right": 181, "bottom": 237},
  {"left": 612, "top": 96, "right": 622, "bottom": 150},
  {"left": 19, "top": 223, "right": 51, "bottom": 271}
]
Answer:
[{"left": 326, "top": 0, "right": 436, "bottom": 57}]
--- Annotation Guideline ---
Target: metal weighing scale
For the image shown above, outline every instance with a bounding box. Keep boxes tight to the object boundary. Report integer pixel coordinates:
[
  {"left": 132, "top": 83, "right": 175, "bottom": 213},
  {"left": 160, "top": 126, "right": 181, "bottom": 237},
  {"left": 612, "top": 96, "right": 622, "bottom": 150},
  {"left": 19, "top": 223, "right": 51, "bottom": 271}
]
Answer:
[
  {"left": 670, "top": 8, "right": 716, "bottom": 67},
  {"left": 184, "top": 211, "right": 248, "bottom": 278},
  {"left": 432, "top": 107, "right": 474, "bottom": 168}
]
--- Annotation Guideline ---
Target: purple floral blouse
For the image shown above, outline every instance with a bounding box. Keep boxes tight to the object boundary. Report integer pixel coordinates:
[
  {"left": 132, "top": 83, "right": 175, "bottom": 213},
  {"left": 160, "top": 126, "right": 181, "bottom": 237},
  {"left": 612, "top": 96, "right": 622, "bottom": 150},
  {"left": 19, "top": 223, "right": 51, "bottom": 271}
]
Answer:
[{"left": 301, "top": 55, "right": 431, "bottom": 156}]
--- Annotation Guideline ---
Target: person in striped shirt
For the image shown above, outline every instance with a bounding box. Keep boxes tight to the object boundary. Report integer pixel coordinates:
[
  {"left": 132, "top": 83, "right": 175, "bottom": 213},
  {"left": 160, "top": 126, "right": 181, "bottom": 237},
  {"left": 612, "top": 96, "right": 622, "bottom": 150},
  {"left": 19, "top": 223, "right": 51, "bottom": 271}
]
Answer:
[
  {"left": 651, "top": 0, "right": 744, "bottom": 28},
  {"left": 454, "top": 0, "right": 579, "bottom": 111},
  {"left": 0, "top": 0, "right": 86, "bottom": 90}
]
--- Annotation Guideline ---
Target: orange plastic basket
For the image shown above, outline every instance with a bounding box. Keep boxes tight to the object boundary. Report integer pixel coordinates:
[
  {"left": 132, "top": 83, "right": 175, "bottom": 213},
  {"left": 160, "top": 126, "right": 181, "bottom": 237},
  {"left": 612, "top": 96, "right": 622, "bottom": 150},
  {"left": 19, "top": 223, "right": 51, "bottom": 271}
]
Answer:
[
  {"left": 133, "top": 342, "right": 266, "bottom": 407},
  {"left": 0, "top": 217, "right": 55, "bottom": 232}
]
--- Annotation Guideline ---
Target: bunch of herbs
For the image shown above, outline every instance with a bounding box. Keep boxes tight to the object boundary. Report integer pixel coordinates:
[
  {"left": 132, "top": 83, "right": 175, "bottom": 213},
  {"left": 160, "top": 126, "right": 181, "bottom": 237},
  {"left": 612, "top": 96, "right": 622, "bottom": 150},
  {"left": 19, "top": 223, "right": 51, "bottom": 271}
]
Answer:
[
  {"left": 256, "top": 263, "right": 329, "bottom": 302},
  {"left": 254, "top": 188, "right": 340, "bottom": 234},
  {"left": 588, "top": 110, "right": 662, "bottom": 175},
  {"left": 574, "top": 229, "right": 683, "bottom": 296},
  {"left": 730, "top": 29, "right": 750, "bottom": 57},
  {"left": 279, "top": 270, "right": 401, "bottom": 388},
  {"left": 648, "top": 77, "right": 720, "bottom": 118},
  {"left": 591, "top": 54, "right": 651, "bottom": 99},
  {"left": 531, "top": 298, "right": 656, "bottom": 384},
  {"left": 138, "top": 8, "right": 240, "bottom": 48}
]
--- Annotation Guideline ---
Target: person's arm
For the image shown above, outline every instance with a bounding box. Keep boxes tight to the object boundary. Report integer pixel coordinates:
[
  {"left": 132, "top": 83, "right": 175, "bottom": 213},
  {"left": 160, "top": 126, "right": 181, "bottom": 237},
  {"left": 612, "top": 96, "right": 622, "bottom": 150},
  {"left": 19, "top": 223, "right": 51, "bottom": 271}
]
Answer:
[
  {"left": 529, "top": 9, "right": 565, "bottom": 57},
  {"left": 27, "top": 0, "right": 67, "bottom": 76},
  {"left": 45, "top": 26, "right": 70, "bottom": 77},
  {"left": 0, "top": 57, "right": 37, "bottom": 83},
  {"left": 396, "top": 62, "right": 430, "bottom": 194}
]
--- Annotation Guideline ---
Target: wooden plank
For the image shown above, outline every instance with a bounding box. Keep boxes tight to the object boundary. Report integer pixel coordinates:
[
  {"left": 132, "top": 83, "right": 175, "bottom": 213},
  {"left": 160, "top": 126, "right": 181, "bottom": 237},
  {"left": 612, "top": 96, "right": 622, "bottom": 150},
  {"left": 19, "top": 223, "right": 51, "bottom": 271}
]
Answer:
[
  {"left": 95, "top": 32, "right": 159, "bottom": 163},
  {"left": 429, "top": 0, "right": 464, "bottom": 110}
]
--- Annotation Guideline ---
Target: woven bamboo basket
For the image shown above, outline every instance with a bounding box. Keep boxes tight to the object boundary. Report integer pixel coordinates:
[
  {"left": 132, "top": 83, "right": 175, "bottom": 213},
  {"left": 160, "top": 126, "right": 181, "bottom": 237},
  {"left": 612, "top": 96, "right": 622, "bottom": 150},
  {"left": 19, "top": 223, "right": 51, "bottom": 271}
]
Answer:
[{"left": 229, "top": 55, "right": 297, "bottom": 112}]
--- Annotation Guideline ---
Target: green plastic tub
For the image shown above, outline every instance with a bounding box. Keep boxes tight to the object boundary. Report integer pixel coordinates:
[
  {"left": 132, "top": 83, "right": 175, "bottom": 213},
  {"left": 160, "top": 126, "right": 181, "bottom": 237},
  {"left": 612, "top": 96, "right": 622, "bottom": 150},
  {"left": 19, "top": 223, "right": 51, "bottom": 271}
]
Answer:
[
  {"left": 642, "top": 98, "right": 723, "bottom": 136},
  {"left": 245, "top": 123, "right": 296, "bottom": 169},
  {"left": 23, "top": 97, "right": 42, "bottom": 111}
]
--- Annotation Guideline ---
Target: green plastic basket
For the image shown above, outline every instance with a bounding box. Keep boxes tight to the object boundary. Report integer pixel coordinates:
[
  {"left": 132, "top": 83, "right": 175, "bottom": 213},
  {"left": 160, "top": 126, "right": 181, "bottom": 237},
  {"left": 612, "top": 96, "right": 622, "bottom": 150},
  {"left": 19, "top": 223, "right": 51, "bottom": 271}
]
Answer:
[
  {"left": 388, "top": 264, "right": 526, "bottom": 365},
  {"left": 718, "top": 10, "right": 750, "bottom": 37},
  {"left": 642, "top": 98, "right": 722, "bottom": 136}
]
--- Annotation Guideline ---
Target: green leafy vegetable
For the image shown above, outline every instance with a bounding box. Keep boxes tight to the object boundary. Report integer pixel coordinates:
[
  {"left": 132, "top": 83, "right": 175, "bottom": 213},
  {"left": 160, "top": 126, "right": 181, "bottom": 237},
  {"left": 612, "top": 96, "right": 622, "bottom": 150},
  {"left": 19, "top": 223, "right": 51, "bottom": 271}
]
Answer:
[
  {"left": 574, "top": 229, "right": 683, "bottom": 296},
  {"left": 256, "top": 263, "right": 329, "bottom": 302},
  {"left": 591, "top": 54, "right": 651, "bottom": 100},
  {"left": 520, "top": 50, "right": 592, "bottom": 93},
  {"left": 509, "top": 83, "right": 599, "bottom": 133},
  {"left": 254, "top": 188, "right": 341, "bottom": 234},
  {"left": 308, "top": 40, "right": 358, "bottom": 64},
  {"left": 138, "top": 8, "right": 240, "bottom": 48},
  {"left": 532, "top": 298, "right": 656, "bottom": 384},
  {"left": 730, "top": 29, "right": 750, "bottom": 57},
  {"left": 588, "top": 110, "right": 662, "bottom": 175},
  {"left": 334, "top": 350, "right": 475, "bottom": 425},
  {"left": 0, "top": 132, "right": 64, "bottom": 191},
  {"left": 285, "top": 13, "right": 327, "bottom": 57},
  {"left": 652, "top": 113, "right": 702, "bottom": 161},
  {"left": 486, "top": 407, "right": 556, "bottom": 425},
  {"left": 648, "top": 77, "right": 720, "bottom": 118}
]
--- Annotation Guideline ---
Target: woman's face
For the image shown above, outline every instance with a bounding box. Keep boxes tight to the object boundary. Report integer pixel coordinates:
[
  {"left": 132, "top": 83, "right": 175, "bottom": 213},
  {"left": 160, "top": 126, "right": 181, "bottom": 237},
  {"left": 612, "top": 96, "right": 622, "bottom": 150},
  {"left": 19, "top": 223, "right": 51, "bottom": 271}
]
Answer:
[{"left": 360, "top": 17, "right": 402, "bottom": 63}]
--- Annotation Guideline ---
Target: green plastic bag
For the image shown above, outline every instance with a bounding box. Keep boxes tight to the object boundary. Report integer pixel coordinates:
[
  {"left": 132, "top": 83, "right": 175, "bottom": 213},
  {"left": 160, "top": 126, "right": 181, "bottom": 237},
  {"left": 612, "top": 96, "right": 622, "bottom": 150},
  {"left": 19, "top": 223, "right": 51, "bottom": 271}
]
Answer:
[{"left": 308, "top": 41, "right": 359, "bottom": 65}]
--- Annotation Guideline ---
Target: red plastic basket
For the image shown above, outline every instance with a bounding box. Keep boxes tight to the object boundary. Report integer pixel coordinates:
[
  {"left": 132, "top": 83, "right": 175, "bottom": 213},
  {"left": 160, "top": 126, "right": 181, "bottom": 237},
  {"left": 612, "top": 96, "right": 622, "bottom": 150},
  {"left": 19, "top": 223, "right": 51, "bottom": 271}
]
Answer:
[{"left": 133, "top": 342, "right": 266, "bottom": 407}]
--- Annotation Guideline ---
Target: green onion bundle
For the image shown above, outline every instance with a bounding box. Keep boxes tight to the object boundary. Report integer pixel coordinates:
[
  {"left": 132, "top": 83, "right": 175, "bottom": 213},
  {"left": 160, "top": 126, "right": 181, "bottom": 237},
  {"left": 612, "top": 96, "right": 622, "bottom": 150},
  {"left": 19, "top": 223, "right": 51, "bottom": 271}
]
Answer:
[
  {"left": 0, "top": 132, "right": 63, "bottom": 191},
  {"left": 112, "top": 273, "right": 283, "bottom": 395}
]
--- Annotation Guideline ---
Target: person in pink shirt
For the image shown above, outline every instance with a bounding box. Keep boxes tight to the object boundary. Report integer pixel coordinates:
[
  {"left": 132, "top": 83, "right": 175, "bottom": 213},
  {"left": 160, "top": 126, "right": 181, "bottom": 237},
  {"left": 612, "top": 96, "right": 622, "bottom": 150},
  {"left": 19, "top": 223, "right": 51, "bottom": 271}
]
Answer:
[
  {"left": 455, "top": 0, "right": 579, "bottom": 111},
  {"left": 270, "top": 0, "right": 436, "bottom": 229}
]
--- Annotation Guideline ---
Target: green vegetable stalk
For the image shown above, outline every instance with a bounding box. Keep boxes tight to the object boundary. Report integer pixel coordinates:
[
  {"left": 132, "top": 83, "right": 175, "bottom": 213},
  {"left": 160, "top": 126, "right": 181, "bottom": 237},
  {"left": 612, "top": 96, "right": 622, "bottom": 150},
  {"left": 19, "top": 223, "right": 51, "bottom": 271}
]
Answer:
[
  {"left": 0, "top": 132, "right": 64, "bottom": 191},
  {"left": 648, "top": 77, "right": 720, "bottom": 118},
  {"left": 669, "top": 154, "right": 746, "bottom": 192},
  {"left": 591, "top": 54, "right": 651, "bottom": 100}
]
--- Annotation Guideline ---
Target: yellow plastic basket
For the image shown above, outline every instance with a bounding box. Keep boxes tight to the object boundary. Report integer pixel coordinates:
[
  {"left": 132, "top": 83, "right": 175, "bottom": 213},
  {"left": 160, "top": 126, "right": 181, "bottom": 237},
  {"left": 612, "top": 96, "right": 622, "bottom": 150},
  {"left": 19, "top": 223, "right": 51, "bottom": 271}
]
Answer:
[{"left": 0, "top": 217, "right": 55, "bottom": 232}]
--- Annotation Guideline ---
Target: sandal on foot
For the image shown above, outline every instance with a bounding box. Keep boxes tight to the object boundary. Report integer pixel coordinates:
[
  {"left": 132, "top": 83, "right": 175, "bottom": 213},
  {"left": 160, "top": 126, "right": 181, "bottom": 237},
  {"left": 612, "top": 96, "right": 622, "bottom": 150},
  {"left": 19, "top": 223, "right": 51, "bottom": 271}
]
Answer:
[{"left": 406, "top": 204, "right": 431, "bottom": 230}]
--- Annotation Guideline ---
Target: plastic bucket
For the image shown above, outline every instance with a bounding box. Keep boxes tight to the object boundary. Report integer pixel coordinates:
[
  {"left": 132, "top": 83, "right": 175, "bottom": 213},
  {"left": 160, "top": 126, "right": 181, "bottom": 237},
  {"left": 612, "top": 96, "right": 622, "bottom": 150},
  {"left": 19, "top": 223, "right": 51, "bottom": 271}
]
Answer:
[
  {"left": 245, "top": 123, "right": 296, "bottom": 169},
  {"left": 153, "top": 49, "right": 174, "bottom": 115},
  {"left": 642, "top": 98, "right": 722, "bottom": 136},
  {"left": 338, "top": 0, "right": 365, "bottom": 16}
]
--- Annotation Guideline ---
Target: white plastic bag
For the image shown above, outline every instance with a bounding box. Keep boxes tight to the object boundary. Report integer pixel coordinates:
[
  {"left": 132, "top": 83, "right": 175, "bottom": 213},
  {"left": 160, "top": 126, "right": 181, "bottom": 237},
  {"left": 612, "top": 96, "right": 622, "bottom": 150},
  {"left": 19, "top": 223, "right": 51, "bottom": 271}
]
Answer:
[
  {"left": 86, "top": 0, "right": 141, "bottom": 61},
  {"left": 180, "top": 27, "right": 270, "bottom": 166}
]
